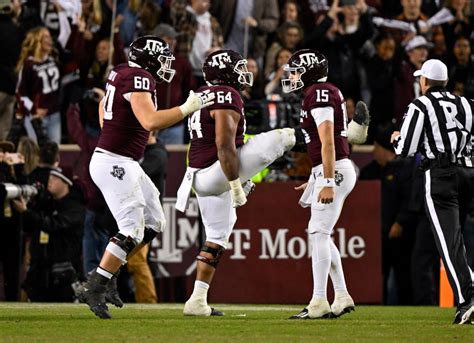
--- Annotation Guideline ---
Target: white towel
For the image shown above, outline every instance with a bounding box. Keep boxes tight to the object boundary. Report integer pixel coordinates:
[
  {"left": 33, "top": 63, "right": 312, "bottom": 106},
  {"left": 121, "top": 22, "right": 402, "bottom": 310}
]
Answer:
[
  {"left": 298, "top": 174, "right": 316, "bottom": 208},
  {"left": 176, "top": 167, "right": 198, "bottom": 212}
]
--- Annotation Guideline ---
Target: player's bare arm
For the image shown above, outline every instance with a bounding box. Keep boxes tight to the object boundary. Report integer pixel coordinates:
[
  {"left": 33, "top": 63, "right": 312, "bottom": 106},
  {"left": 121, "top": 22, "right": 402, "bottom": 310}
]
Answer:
[
  {"left": 317, "top": 120, "right": 336, "bottom": 204},
  {"left": 213, "top": 108, "right": 240, "bottom": 180},
  {"left": 98, "top": 99, "right": 105, "bottom": 128},
  {"left": 131, "top": 90, "right": 214, "bottom": 131},
  {"left": 213, "top": 108, "right": 247, "bottom": 207}
]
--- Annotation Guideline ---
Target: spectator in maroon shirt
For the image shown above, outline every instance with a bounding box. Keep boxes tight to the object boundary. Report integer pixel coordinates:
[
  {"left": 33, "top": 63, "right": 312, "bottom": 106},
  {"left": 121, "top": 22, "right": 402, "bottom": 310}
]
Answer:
[{"left": 16, "top": 27, "right": 62, "bottom": 144}]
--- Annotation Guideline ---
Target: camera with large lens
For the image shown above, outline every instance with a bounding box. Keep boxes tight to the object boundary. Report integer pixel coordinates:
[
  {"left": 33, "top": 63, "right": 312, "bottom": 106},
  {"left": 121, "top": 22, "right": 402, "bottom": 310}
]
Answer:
[{"left": 0, "top": 183, "right": 40, "bottom": 200}]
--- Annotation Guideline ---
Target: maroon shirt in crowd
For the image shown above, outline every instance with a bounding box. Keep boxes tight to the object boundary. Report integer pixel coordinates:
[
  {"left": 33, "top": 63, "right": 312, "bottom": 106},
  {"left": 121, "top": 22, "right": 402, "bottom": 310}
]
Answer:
[
  {"left": 188, "top": 85, "right": 245, "bottom": 169},
  {"left": 300, "top": 82, "right": 350, "bottom": 167},
  {"left": 16, "top": 56, "right": 60, "bottom": 116},
  {"left": 97, "top": 63, "right": 156, "bottom": 160}
]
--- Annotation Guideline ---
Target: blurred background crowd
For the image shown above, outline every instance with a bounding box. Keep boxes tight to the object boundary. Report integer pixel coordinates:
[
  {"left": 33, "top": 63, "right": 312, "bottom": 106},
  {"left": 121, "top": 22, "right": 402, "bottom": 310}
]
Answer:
[{"left": 0, "top": 0, "right": 473, "bottom": 306}]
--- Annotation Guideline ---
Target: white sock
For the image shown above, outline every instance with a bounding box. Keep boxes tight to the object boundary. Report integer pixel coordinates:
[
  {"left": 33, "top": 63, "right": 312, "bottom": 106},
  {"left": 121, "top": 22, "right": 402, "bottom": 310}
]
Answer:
[
  {"left": 310, "top": 232, "right": 331, "bottom": 302},
  {"left": 329, "top": 239, "right": 348, "bottom": 295},
  {"left": 96, "top": 266, "right": 113, "bottom": 279},
  {"left": 190, "top": 280, "right": 209, "bottom": 300}
]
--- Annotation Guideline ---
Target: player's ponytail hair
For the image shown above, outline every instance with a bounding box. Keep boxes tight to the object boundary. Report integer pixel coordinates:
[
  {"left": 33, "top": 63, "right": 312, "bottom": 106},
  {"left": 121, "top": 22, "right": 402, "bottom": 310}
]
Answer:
[{"left": 16, "top": 27, "right": 50, "bottom": 72}]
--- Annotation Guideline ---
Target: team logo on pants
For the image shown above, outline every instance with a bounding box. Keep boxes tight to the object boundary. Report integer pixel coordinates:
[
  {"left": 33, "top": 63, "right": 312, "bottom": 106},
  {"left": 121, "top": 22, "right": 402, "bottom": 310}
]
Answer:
[
  {"left": 110, "top": 165, "right": 125, "bottom": 180},
  {"left": 335, "top": 170, "right": 344, "bottom": 186}
]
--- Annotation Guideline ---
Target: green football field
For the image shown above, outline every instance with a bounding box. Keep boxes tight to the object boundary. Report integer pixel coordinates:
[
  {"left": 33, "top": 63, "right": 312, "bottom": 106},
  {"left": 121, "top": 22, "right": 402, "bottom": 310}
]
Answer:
[{"left": 0, "top": 303, "right": 472, "bottom": 342}]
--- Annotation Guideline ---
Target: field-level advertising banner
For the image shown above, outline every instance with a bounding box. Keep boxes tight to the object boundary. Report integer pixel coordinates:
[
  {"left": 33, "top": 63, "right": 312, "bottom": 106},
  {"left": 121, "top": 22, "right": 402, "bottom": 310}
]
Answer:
[{"left": 149, "top": 180, "right": 382, "bottom": 305}]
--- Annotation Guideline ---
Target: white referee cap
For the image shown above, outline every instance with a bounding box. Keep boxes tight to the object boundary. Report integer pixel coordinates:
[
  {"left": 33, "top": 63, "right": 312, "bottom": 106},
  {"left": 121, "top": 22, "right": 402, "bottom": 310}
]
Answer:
[{"left": 413, "top": 59, "right": 448, "bottom": 81}]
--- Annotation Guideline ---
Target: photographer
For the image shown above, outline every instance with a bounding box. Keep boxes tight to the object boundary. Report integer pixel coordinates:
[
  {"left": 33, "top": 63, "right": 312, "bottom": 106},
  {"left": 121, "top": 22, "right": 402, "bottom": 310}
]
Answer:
[
  {"left": 0, "top": 141, "right": 26, "bottom": 301},
  {"left": 12, "top": 169, "right": 85, "bottom": 302}
]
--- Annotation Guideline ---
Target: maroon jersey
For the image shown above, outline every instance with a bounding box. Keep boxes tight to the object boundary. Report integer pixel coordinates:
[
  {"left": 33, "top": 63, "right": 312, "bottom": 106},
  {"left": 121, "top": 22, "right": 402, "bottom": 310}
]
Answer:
[
  {"left": 300, "top": 82, "right": 350, "bottom": 167},
  {"left": 97, "top": 64, "right": 156, "bottom": 160},
  {"left": 188, "top": 85, "right": 245, "bottom": 168},
  {"left": 16, "top": 56, "right": 60, "bottom": 116}
]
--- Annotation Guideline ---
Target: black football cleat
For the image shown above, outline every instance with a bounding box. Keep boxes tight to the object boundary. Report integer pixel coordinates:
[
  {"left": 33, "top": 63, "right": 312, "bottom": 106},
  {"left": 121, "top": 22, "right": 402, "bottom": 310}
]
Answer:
[
  {"left": 78, "top": 286, "right": 111, "bottom": 319},
  {"left": 210, "top": 307, "right": 224, "bottom": 316},
  {"left": 78, "top": 271, "right": 112, "bottom": 319},
  {"left": 354, "top": 101, "right": 370, "bottom": 126},
  {"left": 288, "top": 308, "right": 309, "bottom": 320},
  {"left": 105, "top": 275, "right": 123, "bottom": 308},
  {"left": 291, "top": 127, "right": 307, "bottom": 153},
  {"left": 453, "top": 299, "right": 474, "bottom": 325}
]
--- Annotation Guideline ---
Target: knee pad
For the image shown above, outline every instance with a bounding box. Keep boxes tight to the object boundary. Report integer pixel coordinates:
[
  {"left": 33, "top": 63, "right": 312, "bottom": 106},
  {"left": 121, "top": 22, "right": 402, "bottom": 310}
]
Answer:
[
  {"left": 142, "top": 227, "right": 159, "bottom": 244},
  {"left": 196, "top": 244, "right": 225, "bottom": 268},
  {"left": 109, "top": 233, "right": 137, "bottom": 255}
]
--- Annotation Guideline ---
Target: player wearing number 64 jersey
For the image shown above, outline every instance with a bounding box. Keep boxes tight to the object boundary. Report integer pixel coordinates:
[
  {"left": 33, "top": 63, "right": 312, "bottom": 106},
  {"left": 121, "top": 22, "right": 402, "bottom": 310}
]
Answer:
[
  {"left": 282, "top": 49, "right": 370, "bottom": 320},
  {"left": 176, "top": 49, "right": 301, "bottom": 316},
  {"left": 78, "top": 35, "right": 215, "bottom": 319}
]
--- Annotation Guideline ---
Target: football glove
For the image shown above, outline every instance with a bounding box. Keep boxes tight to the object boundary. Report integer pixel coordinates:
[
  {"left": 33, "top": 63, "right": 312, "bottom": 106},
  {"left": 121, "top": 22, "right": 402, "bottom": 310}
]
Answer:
[{"left": 179, "top": 90, "right": 216, "bottom": 117}]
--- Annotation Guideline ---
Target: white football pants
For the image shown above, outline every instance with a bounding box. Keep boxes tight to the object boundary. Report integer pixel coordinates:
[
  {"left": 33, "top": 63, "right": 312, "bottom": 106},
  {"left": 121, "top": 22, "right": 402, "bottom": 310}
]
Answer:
[
  {"left": 89, "top": 149, "right": 166, "bottom": 243},
  {"left": 307, "top": 159, "right": 356, "bottom": 234},
  {"left": 194, "top": 128, "right": 296, "bottom": 248}
]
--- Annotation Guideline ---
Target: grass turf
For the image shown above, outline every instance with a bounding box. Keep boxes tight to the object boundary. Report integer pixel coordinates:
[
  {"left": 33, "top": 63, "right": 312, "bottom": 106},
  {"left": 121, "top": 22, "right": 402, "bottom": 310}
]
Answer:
[{"left": 0, "top": 303, "right": 471, "bottom": 342}]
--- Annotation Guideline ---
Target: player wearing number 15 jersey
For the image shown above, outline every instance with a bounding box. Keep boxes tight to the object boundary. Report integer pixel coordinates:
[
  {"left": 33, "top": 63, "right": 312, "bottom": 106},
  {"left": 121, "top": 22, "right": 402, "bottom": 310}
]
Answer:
[
  {"left": 282, "top": 49, "right": 369, "bottom": 320},
  {"left": 176, "top": 49, "right": 299, "bottom": 316},
  {"left": 79, "top": 35, "right": 215, "bottom": 319}
]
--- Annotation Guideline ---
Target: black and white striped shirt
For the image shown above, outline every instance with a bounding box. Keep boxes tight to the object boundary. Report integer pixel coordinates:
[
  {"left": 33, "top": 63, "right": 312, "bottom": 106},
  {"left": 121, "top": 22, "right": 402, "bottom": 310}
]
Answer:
[{"left": 394, "top": 87, "right": 474, "bottom": 159}]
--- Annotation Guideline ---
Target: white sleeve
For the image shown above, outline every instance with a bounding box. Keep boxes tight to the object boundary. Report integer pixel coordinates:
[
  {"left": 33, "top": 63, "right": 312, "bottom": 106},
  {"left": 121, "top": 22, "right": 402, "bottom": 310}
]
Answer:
[
  {"left": 123, "top": 92, "right": 132, "bottom": 102},
  {"left": 57, "top": 10, "right": 71, "bottom": 48},
  {"left": 311, "top": 106, "right": 334, "bottom": 127},
  {"left": 394, "top": 103, "right": 425, "bottom": 157}
]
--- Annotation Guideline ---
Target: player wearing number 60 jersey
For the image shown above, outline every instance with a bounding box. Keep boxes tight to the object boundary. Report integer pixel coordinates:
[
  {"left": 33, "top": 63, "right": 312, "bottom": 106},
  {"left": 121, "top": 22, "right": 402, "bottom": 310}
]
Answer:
[
  {"left": 282, "top": 49, "right": 370, "bottom": 320},
  {"left": 176, "top": 49, "right": 299, "bottom": 316},
  {"left": 78, "top": 35, "right": 215, "bottom": 319}
]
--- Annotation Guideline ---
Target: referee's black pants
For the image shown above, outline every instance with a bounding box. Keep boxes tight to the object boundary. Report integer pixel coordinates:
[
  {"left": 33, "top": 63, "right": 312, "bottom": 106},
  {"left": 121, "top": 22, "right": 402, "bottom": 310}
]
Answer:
[{"left": 424, "top": 165, "right": 474, "bottom": 306}]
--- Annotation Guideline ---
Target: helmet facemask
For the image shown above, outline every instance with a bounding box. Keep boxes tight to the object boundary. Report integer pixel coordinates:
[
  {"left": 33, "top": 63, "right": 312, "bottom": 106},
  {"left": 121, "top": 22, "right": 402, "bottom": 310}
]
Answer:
[
  {"left": 235, "top": 60, "right": 254, "bottom": 88},
  {"left": 156, "top": 54, "right": 176, "bottom": 83},
  {"left": 281, "top": 65, "right": 306, "bottom": 93}
]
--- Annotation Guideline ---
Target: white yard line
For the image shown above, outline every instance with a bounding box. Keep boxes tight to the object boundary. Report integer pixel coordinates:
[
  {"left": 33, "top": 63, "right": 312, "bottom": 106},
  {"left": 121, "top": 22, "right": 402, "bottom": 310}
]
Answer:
[{"left": 0, "top": 303, "right": 302, "bottom": 312}]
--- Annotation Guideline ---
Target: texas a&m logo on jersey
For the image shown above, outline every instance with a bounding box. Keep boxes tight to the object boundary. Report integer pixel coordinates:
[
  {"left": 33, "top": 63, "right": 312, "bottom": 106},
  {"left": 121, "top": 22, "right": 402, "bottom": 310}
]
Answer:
[
  {"left": 144, "top": 39, "right": 166, "bottom": 54},
  {"left": 295, "top": 52, "right": 325, "bottom": 68},
  {"left": 208, "top": 52, "right": 232, "bottom": 69}
]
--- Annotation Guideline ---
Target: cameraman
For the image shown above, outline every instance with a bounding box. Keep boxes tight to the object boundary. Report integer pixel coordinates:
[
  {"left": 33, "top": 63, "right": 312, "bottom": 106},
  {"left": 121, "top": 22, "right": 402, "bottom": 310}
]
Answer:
[
  {"left": 0, "top": 142, "right": 25, "bottom": 301},
  {"left": 12, "top": 169, "right": 85, "bottom": 302}
]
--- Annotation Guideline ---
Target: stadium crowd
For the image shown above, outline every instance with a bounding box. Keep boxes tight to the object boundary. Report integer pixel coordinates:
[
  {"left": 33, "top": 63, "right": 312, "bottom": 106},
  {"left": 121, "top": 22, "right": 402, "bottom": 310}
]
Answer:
[{"left": 0, "top": 0, "right": 473, "bottom": 306}]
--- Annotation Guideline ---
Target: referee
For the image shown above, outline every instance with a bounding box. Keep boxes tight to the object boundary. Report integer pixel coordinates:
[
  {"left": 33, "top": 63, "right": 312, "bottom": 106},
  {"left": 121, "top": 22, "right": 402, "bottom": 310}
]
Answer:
[{"left": 392, "top": 59, "right": 474, "bottom": 325}]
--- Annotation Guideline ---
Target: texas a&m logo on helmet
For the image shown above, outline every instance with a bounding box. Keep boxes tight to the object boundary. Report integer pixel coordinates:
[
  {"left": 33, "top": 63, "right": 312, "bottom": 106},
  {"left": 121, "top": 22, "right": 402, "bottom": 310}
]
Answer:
[
  {"left": 203, "top": 49, "right": 253, "bottom": 90},
  {"left": 128, "top": 35, "right": 176, "bottom": 83},
  {"left": 282, "top": 49, "right": 328, "bottom": 93}
]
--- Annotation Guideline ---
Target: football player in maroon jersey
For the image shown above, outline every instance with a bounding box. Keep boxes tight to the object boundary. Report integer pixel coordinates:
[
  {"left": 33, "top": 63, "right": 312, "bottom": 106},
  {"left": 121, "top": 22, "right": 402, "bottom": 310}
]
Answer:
[
  {"left": 281, "top": 49, "right": 369, "bottom": 319},
  {"left": 78, "top": 36, "right": 215, "bottom": 319},
  {"left": 176, "top": 50, "right": 300, "bottom": 316}
]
